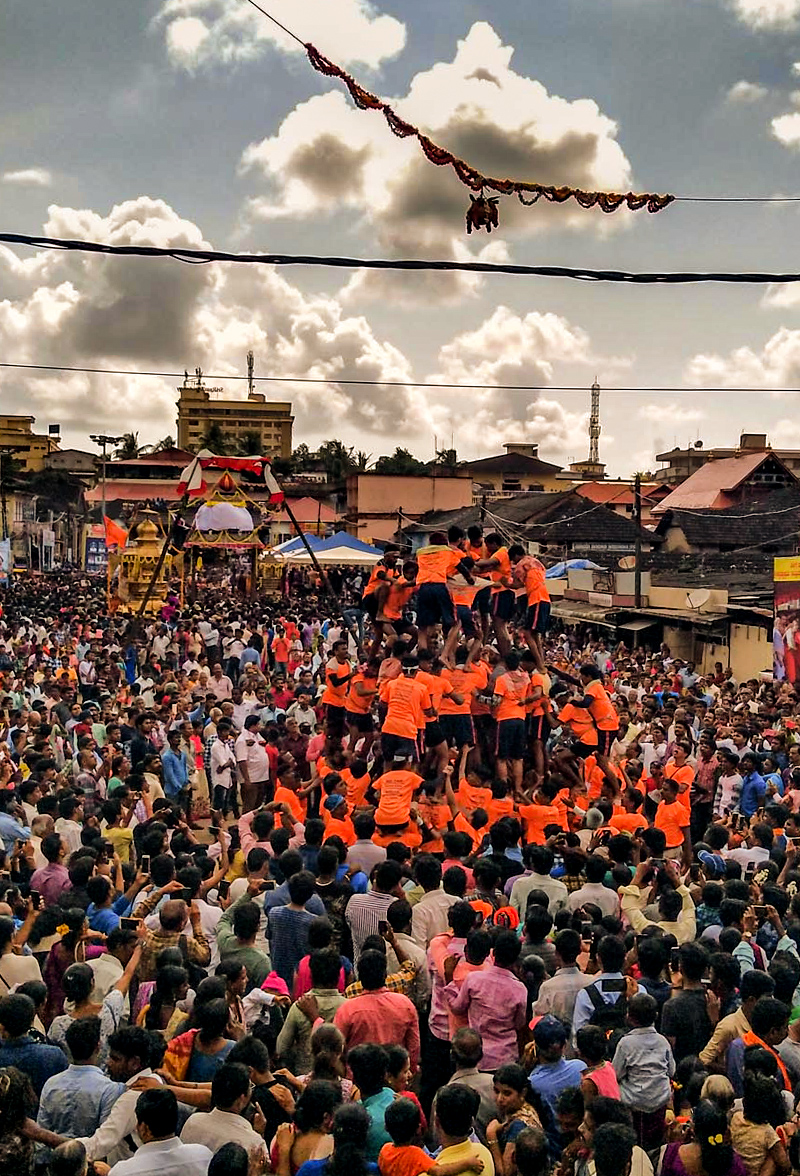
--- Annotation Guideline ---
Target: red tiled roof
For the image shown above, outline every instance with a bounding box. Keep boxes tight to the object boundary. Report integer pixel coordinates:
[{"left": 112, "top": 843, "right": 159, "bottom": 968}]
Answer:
[
  {"left": 273, "top": 497, "right": 337, "bottom": 524},
  {"left": 652, "top": 451, "right": 798, "bottom": 513}
]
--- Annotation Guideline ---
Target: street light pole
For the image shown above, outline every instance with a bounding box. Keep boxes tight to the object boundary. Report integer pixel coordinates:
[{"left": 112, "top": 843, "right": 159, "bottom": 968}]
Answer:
[{"left": 90, "top": 434, "right": 124, "bottom": 527}]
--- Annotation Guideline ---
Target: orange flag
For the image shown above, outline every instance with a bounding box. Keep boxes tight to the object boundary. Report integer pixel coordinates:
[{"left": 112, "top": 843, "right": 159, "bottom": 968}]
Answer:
[{"left": 104, "top": 515, "right": 128, "bottom": 549}]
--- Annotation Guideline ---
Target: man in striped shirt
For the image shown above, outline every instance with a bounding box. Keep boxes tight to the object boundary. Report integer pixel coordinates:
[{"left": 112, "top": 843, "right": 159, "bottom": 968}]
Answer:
[{"left": 345, "top": 859, "right": 403, "bottom": 962}]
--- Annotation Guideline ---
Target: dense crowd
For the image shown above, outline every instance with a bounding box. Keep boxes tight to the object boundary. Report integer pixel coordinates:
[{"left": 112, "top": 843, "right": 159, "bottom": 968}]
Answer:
[{"left": 0, "top": 525, "right": 798, "bottom": 1176}]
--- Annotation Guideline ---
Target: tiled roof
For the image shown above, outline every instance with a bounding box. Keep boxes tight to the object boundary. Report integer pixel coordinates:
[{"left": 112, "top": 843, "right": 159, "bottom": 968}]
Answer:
[
  {"left": 466, "top": 451, "right": 563, "bottom": 475},
  {"left": 655, "top": 486, "right": 800, "bottom": 546},
  {"left": 652, "top": 451, "right": 798, "bottom": 513}
]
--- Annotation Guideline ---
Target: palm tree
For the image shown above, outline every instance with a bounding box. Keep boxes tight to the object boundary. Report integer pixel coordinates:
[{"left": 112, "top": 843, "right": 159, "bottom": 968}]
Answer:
[
  {"left": 114, "top": 433, "right": 140, "bottom": 460},
  {"left": 354, "top": 450, "right": 373, "bottom": 471},
  {"left": 199, "top": 422, "right": 231, "bottom": 455},
  {"left": 318, "top": 439, "right": 356, "bottom": 482},
  {"left": 237, "top": 431, "right": 264, "bottom": 456},
  {"left": 374, "top": 447, "right": 427, "bottom": 475}
]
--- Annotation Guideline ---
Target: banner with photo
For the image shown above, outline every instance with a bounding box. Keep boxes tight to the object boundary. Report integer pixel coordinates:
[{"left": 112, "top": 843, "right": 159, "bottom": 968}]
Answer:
[
  {"left": 0, "top": 539, "right": 10, "bottom": 585},
  {"left": 774, "top": 557, "right": 800, "bottom": 685}
]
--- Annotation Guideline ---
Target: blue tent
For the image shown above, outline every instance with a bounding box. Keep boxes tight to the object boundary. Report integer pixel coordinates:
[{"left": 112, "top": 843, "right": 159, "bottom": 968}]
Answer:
[{"left": 316, "top": 531, "right": 383, "bottom": 556}]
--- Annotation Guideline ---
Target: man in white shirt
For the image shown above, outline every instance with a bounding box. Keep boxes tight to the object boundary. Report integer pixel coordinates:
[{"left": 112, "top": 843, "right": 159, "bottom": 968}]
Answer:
[
  {"left": 410, "top": 857, "right": 459, "bottom": 949},
  {"left": 509, "top": 846, "right": 568, "bottom": 918},
  {"left": 180, "top": 1062, "right": 265, "bottom": 1155},
  {"left": 108, "top": 1087, "right": 212, "bottom": 1176},
  {"left": 88, "top": 927, "right": 139, "bottom": 1013},
  {"left": 209, "top": 664, "right": 233, "bottom": 702},
  {"left": 209, "top": 725, "right": 238, "bottom": 815},
  {"left": 566, "top": 855, "right": 621, "bottom": 919},
  {"left": 235, "top": 716, "right": 271, "bottom": 813},
  {"left": 78, "top": 1026, "right": 165, "bottom": 1166},
  {"left": 55, "top": 796, "right": 83, "bottom": 856},
  {"left": 231, "top": 689, "right": 258, "bottom": 734}
]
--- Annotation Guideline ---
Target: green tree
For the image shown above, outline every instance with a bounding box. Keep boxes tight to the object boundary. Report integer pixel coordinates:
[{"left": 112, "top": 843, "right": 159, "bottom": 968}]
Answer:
[
  {"left": 291, "top": 443, "right": 311, "bottom": 471},
  {"left": 237, "top": 430, "right": 264, "bottom": 456},
  {"left": 27, "top": 468, "right": 84, "bottom": 514},
  {"left": 199, "top": 422, "right": 231, "bottom": 455},
  {"left": 374, "top": 447, "right": 427, "bottom": 475},
  {"left": 354, "top": 450, "right": 373, "bottom": 471},
  {"left": 318, "top": 439, "right": 356, "bottom": 481},
  {"left": 114, "top": 432, "right": 140, "bottom": 460}
]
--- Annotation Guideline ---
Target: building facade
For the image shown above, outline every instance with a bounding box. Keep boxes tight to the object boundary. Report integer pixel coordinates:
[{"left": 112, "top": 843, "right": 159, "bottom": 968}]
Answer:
[
  {"left": 176, "top": 371, "right": 293, "bottom": 458},
  {"left": 0, "top": 415, "right": 60, "bottom": 472}
]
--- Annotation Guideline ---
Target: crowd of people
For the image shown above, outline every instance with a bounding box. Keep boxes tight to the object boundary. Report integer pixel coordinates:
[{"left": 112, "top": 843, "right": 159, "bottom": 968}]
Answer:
[{"left": 0, "top": 524, "right": 798, "bottom": 1176}]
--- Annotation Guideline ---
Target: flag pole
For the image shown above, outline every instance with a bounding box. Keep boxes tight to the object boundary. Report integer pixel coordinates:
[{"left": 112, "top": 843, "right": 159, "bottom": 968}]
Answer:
[{"left": 137, "top": 454, "right": 200, "bottom": 618}]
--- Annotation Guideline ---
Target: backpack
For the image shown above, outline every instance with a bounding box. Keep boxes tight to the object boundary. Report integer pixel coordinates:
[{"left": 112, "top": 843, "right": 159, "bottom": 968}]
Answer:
[{"left": 585, "top": 978, "right": 628, "bottom": 1054}]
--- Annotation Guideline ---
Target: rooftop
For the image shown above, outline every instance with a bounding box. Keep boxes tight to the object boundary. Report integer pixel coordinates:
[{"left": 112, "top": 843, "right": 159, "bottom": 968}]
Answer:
[
  {"left": 651, "top": 450, "right": 798, "bottom": 513},
  {"left": 465, "top": 451, "right": 563, "bottom": 476}
]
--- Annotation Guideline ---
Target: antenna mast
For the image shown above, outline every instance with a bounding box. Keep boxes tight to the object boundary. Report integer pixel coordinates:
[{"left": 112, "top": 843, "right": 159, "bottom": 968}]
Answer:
[
  {"left": 247, "top": 351, "right": 255, "bottom": 398},
  {"left": 588, "top": 378, "right": 601, "bottom": 465}
]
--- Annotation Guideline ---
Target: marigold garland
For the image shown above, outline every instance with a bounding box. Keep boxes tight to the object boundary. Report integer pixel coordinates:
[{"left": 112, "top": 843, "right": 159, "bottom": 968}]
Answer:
[{"left": 305, "top": 43, "right": 675, "bottom": 218}]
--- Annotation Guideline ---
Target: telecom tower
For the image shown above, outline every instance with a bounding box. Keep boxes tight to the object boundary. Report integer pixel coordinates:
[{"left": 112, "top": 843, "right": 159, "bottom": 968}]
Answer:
[{"left": 568, "top": 379, "right": 606, "bottom": 481}]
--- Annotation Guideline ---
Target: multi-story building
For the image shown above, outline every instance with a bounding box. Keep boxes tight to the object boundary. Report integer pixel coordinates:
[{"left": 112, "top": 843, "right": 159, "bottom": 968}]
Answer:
[
  {"left": 655, "top": 432, "right": 800, "bottom": 484},
  {"left": 0, "top": 415, "right": 60, "bottom": 472},
  {"left": 176, "top": 370, "right": 293, "bottom": 458}
]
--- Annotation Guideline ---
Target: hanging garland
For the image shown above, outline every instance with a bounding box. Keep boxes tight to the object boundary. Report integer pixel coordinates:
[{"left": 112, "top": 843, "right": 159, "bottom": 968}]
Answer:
[{"left": 305, "top": 43, "right": 675, "bottom": 230}]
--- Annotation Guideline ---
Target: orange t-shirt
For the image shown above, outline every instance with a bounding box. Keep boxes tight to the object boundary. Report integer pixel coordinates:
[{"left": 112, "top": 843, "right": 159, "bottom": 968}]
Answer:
[
  {"left": 321, "top": 659, "right": 352, "bottom": 707},
  {"left": 374, "top": 769, "right": 423, "bottom": 825},
  {"left": 342, "top": 768, "right": 370, "bottom": 808},
  {"left": 363, "top": 562, "right": 397, "bottom": 598},
  {"left": 585, "top": 679, "right": 619, "bottom": 731},
  {"left": 378, "top": 1143, "right": 437, "bottom": 1176},
  {"left": 416, "top": 671, "right": 451, "bottom": 718},
  {"left": 274, "top": 784, "right": 306, "bottom": 823},
  {"left": 489, "top": 546, "right": 512, "bottom": 593},
  {"left": 380, "top": 676, "right": 431, "bottom": 739},
  {"left": 440, "top": 665, "right": 488, "bottom": 716},
  {"left": 518, "top": 802, "right": 566, "bottom": 844},
  {"left": 664, "top": 760, "right": 694, "bottom": 814},
  {"left": 372, "top": 822, "right": 422, "bottom": 850},
  {"left": 521, "top": 556, "right": 550, "bottom": 604},
  {"left": 416, "top": 545, "right": 461, "bottom": 585},
  {"left": 454, "top": 810, "right": 485, "bottom": 853},
  {"left": 383, "top": 579, "right": 415, "bottom": 620},
  {"left": 528, "top": 672, "right": 547, "bottom": 717},
  {"left": 559, "top": 701, "right": 597, "bottom": 744},
  {"left": 467, "top": 541, "right": 487, "bottom": 562},
  {"left": 494, "top": 670, "right": 531, "bottom": 722},
  {"left": 655, "top": 799, "right": 689, "bottom": 848},
  {"left": 272, "top": 637, "right": 290, "bottom": 661},
  {"left": 323, "top": 814, "right": 356, "bottom": 846},
  {"left": 486, "top": 795, "right": 515, "bottom": 825},
  {"left": 457, "top": 778, "right": 493, "bottom": 813},
  {"left": 346, "top": 672, "right": 376, "bottom": 715},
  {"left": 609, "top": 811, "right": 647, "bottom": 835}
]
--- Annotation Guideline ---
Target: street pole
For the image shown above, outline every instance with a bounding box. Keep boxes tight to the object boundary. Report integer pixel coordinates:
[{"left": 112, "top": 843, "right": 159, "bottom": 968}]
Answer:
[{"left": 634, "top": 472, "right": 642, "bottom": 609}]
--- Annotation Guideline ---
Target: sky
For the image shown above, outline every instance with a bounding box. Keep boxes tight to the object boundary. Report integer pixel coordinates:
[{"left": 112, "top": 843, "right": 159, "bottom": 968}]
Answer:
[{"left": 4, "top": 0, "right": 800, "bottom": 476}]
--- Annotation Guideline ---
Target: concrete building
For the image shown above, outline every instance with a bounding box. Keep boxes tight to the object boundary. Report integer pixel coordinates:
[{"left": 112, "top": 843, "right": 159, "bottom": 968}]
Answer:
[
  {"left": 651, "top": 450, "right": 798, "bottom": 515},
  {"left": 0, "top": 415, "right": 60, "bottom": 472},
  {"left": 654, "top": 432, "right": 800, "bottom": 484},
  {"left": 44, "top": 448, "right": 98, "bottom": 479},
  {"left": 176, "top": 370, "right": 293, "bottom": 458},
  {"left": 346, "top": 471, "right": 473, "bottom": 543},
  {"left": 465, "top": 443, "right": 564, "bottom": 500}
]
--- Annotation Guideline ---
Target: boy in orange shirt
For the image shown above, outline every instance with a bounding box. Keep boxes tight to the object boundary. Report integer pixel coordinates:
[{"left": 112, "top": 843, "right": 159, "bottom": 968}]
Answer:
[
  {"left": 345, "top": 659, "right": 379, "bottom": 753},
  {"left": 492, "top": 650, "right": 530, "bottom": 790},
  {"left": 379, "top": 1094, "right": 484, "bottom": 1176},
  {"left": 379, "top": 657, "right": 434, "bottom": 763},
  {"left": 414, "top": 530, "right": 474, "bottom": 659},
  {"left": 476, "top": 531, "right": 514, "bottom": 657}
]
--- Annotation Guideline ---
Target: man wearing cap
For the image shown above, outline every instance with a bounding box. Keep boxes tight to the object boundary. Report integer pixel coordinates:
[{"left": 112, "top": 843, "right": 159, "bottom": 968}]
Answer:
[{"left": 235, "top": 715, "right": 271, "bottom": 813}]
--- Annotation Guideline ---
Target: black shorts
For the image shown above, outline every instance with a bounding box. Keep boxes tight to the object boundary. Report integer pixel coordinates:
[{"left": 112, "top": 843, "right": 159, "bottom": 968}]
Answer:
[
  {"left": 440, "top": 714, "right": 475, "bottom": 748},
  {"left": 417, "top": 582, "right": 456, "bottom": 630},
  {"left": 456, "top": 603, "right": 477, "bottom": 638},
  {"left": 528, "top": 713, "right": 547, "bottom": 742},
  {"left": 596, "top": 729, "right": 617, "bottom": 756},
  {"left": 525, "top": 599, "right": 551, "bottom": 635},
  {"left": 424, "top": 721, "right": 446, "bottom": 748},
  {"left": 497, "top": 717, "right": 526, "bottom": 760},
  {"left": 474, "top": 585, "right": 491, "bottom": 616},
  {"left": 345, "top": 710, "right": 374, "bottom": 733},
  {"left": 324, "top": 703, "right": 346, "bottom": 734},
  {"left": 492, "top": 590, "right": 515, "bottom": 622},
  {"left": 361, "top": 593, "right": 380, "bottom": 620},
  {"left": 381, "top": 731, "right": 417, "bottom": 762}
]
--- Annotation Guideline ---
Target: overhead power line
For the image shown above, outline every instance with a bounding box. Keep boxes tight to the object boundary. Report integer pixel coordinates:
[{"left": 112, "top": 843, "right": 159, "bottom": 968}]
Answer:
[
  {"left": 2, "top": 360, "right": 800, "bottom": 394},
  {"left": 8, "top": 231, "right": 800, "bottom": 285}
]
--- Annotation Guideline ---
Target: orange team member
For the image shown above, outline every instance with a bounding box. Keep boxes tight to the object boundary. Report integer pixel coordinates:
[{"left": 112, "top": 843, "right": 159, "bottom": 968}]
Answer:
[
  {"left": 341, "top": 759, "right": 371, "bottom": 810},
  {"left": 466, "top": 524, "right": 491, "bottom": 639},
  {"left": 360, "top": 549, "right": 400, "bottom": 626},
  {"left": 609, "top": 788, "right": 648, "bottom": 835},
  {"left": 320, "top": 639, "right": 355, "bottom": 737},
  {"left": 273, "top": 769, "right": 308, "bottom": 824},
  {"left": 654, "top": 775, "right": 691, "bottom": 862},
  {"left": 377, "top": 563, "right": 417, "bottom": 635},
  {"left": 444, "top": 769, "right": 490, "bottom": 855},
  {"left": 508, "top": 545, "right": 550, "bottom": 674},
  {"left": 379, "top": 658, "right": 434, "bottom": 763},
  {"left": 373, "top": 764, "right": 424, "bottom": 836},
  {"left": 416, "top": 654, "right": 463, "bottom": 770},
  {"left": 518, "top": 778, "right": 567, "bottom": 845},
  {"left": 663, "top": 742, "right": 695, "bottom": 817},
  {"left": 345, "top": 661, "right": 379, "bottom": 747},
  {"left": 492, "top": 651, "right": 531, "bottom": 789},
  {"left": 322, "top": 794, "right": 356, "bottom": 846},
  {"left": 567, "top": 664, "right": 620, "bottom": 766},
  {"left": 414, "top": 530, "right": 474, "bottom": 658},
  {"left": 417, "top": 790, "right": 450, "bottom": 854},
  {"left": 439, "top": 648, "right": 488, "bottom": 750},
  {"left": 455, "top": 745, "right": 493, "bottom": 813},
  {"left": 476, "top": 532, "right": 514, "bottom": 657},
  {"left": 527, "top": 667, "right": 549, "bottom": 782}
]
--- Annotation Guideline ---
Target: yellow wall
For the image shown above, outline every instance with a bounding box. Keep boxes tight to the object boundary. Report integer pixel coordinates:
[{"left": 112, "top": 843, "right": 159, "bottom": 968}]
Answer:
[
  {"left": 473, "top": 470, "right": 563, "bottom": 495},
  {"left": 729, "top": 623, "right": 772, "bottom": 681}
]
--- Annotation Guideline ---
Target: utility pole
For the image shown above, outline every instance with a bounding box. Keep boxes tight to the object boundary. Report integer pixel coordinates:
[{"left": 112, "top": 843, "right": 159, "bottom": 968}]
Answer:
[
  {"left": 90, "top": 434, "right": 124, "bottom": 526},
  {"left": 634, "top": 472, "right": 642, "bottom": 608},
  {"left": 247, "top": 351, "right": 255, "bottom": 398}
]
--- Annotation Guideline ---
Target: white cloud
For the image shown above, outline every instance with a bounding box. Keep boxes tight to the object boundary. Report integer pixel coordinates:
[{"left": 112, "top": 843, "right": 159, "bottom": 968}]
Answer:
[
  {"left": 2, "top": 168, "right": 52, "bottom": 187},
  {"left": 637, "top": 403, "right": 705, "bottom": 422},
  {"left": 726, "top": 80, "right": 769, "bottom": 102},
  {"left": 684, "top": 327, "right": 800, "bottom": 386},
  {"left": 761, "top": 283, "right": 800, "bottom": 308},
  {"left": 729, "top": 0, "right": 800, "bottom": 29},
  {"left": 240, "top": 21, "right": 636, "bottom": 303},
  {"left": 154, "top": 0, "right": 405, "bottom": 70},
  {"left": 772, "top": 111, "right": 800, "bottom": 146}
]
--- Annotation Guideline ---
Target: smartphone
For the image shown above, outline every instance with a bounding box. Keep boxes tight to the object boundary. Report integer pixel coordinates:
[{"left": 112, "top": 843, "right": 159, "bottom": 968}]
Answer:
[
  {"left": 29, "top": 889, "right": 41, "bottom": 910},
  {"left": 140, "top": 855, "right": 150, "bottom": 874},
  {"left": 581, "top": 921, "right": 594, "bottom": 940},
  {"left": 650, "top": 858, "right": 665, "bottom": 870},
  {"left": 753, "top": 905, "right": 768, "bottom": 919},
  {"left": 701, "top": 977, "right": 712, "bottom": 988},
  {"left": 670, "top": 947, "right": 681, "bottom": 972},
  {"left": 259, "top": 880, "right": 276, "bottom": 892},
  {"left": 120, "top": 917, "right": 140, "bottom": 931},
  {"left": 745, "top": 864, "right": 757, "bottom": 881},
  {"left": 377, "top": 920, "right": 389, "bottom": 935},
  {"left": 218, "top": 880, "right": 230, "bottom": 900},
  {"left": 209, "top": 826, "right": 220, "bottom": 836}
]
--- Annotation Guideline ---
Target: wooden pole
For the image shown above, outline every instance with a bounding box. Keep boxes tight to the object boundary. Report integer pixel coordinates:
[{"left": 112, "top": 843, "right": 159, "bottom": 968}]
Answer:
[{"left": 137, "top": 457, "right": 199, "bottom": 617}]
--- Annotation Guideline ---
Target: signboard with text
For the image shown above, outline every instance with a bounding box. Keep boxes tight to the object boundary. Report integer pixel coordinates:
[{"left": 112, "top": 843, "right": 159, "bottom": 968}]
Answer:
[{"left": 773, "top": 557, "right": 800, "bottom": 684}]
